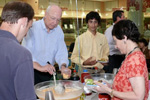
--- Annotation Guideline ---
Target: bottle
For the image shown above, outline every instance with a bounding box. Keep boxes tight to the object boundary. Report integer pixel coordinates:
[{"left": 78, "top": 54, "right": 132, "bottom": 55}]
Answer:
[
  {"left": 81, "top": 69, "right": 90, "bottom": 83},
  {"left": 71, "top": 69, "right": 80, "bottom": 81},
  {"left": 94, "top": 67, "right": 98, "bottom": 74}
]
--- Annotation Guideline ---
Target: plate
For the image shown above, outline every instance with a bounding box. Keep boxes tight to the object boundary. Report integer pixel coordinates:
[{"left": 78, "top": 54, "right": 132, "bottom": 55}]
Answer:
[
  {"left": 85, "top": 82, "right": 106, "bottom": 92},
  {"left": 97, "top": 60, "right": 108, "bottom": 63},
  {"left": 86, "top": 82, "right": 106, "bottom": 87},
  {"left": 84, "top": 84, "right": 98, "bottom": 93}
]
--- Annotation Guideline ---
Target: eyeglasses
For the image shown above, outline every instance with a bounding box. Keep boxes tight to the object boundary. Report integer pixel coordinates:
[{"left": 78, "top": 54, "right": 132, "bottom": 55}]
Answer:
[{"left": 48, "top": 13, "right": 61, "bottom": 23}]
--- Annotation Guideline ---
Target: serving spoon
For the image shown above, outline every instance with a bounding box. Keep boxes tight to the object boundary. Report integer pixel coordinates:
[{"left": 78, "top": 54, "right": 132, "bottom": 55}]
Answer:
[{"left": 47, "top": 61, "right": 65, "bottom": 94}]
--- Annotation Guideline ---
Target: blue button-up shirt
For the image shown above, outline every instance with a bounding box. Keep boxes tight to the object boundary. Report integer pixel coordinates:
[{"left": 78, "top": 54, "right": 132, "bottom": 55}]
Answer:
[{"left": 22, "top": 19, "right": 69, "bottom": 68}]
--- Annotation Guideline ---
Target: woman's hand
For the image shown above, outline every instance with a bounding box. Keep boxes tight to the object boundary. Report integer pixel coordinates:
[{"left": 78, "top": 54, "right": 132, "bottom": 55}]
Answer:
[
  {"left": 94, "top": 81, "right": 112, "bottom": 94},
  {"left": 101, "top": 80, "right": 112, "bottom": 88}
]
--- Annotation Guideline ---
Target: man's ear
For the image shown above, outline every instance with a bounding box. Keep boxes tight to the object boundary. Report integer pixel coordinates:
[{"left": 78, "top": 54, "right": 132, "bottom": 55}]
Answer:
[
  {"left": 23, "top": 18, "right": 28, "bottom": 27},
  {"left": 18, "top": 17, "right": 28, "bottom": 28},
  {"left": 44, "top": 11, "right": 48, "bottom": 19}
]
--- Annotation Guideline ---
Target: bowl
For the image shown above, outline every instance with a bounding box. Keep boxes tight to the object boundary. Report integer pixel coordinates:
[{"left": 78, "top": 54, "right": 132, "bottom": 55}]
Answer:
[
  {"left": 34, "top": 80, "right": 84, "bottom": 100},
  {"left": 84, "top": 73, "right": 115, "bottom": 91},
  {"left": 84, "top": 73, "right": 114, "bottom": 84}
]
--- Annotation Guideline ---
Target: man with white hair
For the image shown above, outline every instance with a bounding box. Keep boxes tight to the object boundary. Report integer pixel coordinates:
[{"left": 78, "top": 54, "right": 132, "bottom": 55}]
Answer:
[{"left": 22, "top": 5, "right": 71, "bottom": 84}]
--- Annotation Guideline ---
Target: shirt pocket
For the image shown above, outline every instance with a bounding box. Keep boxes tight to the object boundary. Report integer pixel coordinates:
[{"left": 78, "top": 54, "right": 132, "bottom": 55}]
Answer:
[{"left": 97, "top": 43, "right": 103, "bottom": 55}]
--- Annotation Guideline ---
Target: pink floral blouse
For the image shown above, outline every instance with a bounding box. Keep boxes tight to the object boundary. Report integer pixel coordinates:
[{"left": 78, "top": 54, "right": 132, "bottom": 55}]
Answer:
[{"left": 112, "top": 51, "right": 149, "bottom": 100}]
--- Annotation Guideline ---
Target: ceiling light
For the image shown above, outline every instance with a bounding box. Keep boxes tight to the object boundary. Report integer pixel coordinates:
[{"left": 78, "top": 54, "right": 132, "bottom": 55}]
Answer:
[{"left": 63, "top": 11, "right": 67, "bottom": 16}]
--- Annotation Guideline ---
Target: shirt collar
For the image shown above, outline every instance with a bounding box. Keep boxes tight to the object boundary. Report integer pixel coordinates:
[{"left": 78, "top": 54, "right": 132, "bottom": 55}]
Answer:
[
  {"left": 0, "top": 30, "right": 19, "bottom": 43},
  {"left": 86, "top": 29, "right": 98, "bottom": 37}
]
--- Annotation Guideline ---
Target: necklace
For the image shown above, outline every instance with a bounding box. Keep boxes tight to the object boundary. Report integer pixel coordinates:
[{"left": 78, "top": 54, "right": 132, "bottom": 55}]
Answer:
[
  {"left": 117, "top": 46, "right": 139, "bottom": 75},
  {"left": 126, "top": 46, "right": 139, "bottom": 57}
]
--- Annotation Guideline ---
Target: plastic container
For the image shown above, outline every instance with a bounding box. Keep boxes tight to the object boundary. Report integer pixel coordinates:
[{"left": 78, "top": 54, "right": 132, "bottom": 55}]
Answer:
[
  {"left": 84, "top": 73, "right": 115, "bottom": 100},
  {"left": 81, "top": 69, "right": 90, "bottom": 83},
  {"left": 62, "top": 68, "right": 70, "bottom": 79},
  {"left": 71, "top": 69, "right": 80, "bottom": 81}
]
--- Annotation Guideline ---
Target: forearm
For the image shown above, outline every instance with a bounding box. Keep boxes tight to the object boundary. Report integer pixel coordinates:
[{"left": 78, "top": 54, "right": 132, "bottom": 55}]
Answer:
[
  {"left": 95, "top": 77, "right": 145, "bottom": 100},
  {"left": 111, "top": 77, "right": 145, "bottom": 100},
  {"left": 33, "top": 62, "right": 42, "bottom": 71},
  {"left": 112, "top": 90, "right": 144, "bottom": 100},
  {"left": 71, "top": 54, "right": 84, "bottom": 65},
  {"left": 60, "top": 63, "right": 67, "bottom": 70}
]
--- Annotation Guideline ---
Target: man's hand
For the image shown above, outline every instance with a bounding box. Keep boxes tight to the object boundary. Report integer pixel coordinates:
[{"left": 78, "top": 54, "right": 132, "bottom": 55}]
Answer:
[
  {"left": 83, "top": 57, "right": 97, "bottom": 65},
  {"left": 38, "top": 64, "right": 56, "bottom": 75},
  {"left": 61, "top": 65, "right": 71, "bottom": 79},
  {"left": 43, "top": 64, "right": 56, "bottom": 74}
]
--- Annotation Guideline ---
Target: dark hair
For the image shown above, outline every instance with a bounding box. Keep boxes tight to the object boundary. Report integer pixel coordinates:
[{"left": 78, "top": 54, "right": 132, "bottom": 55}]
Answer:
[
  {"left": 86, "top": 11, "right": 101, "bottom": 25},
  {"left": 113, "top": 10, "right": 124, "bottom": 22},
  {"left": 112, "top": 20, "right": 140, "bottom": 43},
  {"left": 138, "top": 38, "right": 148, "bottom": 46},
  {"left": 1, "top": 1, "right": 34, "bottom": 24}
]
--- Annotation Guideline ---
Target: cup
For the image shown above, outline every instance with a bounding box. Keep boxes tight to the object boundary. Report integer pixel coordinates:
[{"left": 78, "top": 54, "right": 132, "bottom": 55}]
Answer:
[{"left": 62, "top": 69, "right": 70, "bottom": 79}]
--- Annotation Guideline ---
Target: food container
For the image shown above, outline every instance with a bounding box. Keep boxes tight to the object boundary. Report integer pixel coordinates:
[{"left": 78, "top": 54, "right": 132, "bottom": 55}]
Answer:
[
  {"left": 34, "top": 80, "right": 84, "bottom": 100},
  {"left": 84, "top": 73, "right": 114, "bottom": 85},
  {"left": 84, "top": 73, "right": 115, "bottom": 100}
]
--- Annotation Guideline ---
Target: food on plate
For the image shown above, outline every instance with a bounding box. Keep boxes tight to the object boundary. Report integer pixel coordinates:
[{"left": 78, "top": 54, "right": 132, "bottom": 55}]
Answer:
[
  {"left": 98, "top": 80, "right": 103, "bottom": 83},
  {"left": 98, "top": 58, "right": 108, "bottom": 64},
  {"left": 85, "top": 79, "right": 103, "bottom": 85},
  {"left": 85, "top": 79, "right": 94, "bottom": 85},
  {"left": 99, "top": 58, "right": 108, "bottom": 61}
]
